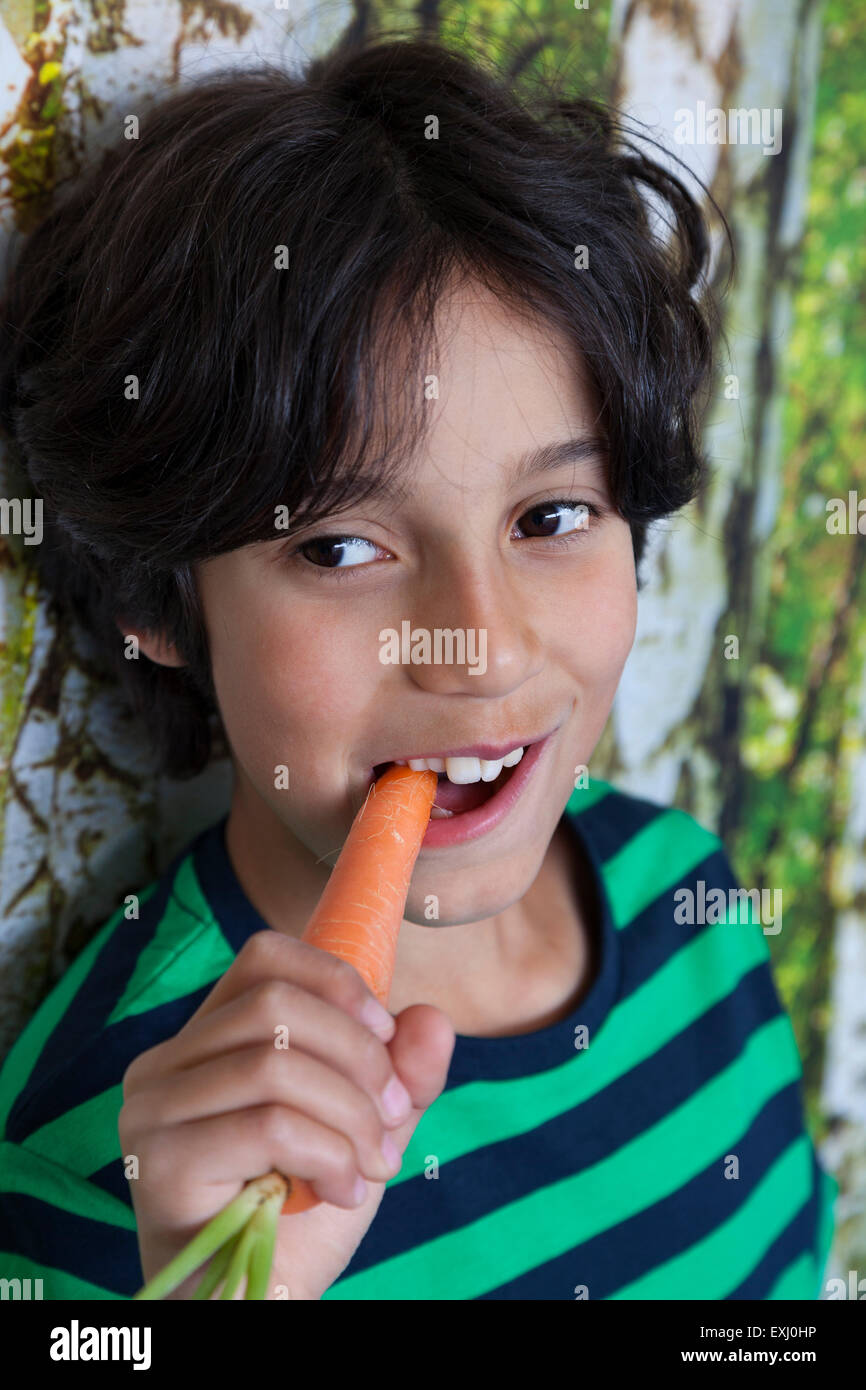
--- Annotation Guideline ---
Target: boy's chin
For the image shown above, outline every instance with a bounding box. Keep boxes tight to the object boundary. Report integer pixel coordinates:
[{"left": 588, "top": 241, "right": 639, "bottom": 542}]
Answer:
[{"left": 402, "top": 873, "right": 538, "bottom": 929}]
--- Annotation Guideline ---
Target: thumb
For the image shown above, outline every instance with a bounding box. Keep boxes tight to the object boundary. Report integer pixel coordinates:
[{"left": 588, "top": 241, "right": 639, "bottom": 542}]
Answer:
[{"left": 386, "top": 1004, "right": 455, "bottom": 1146}]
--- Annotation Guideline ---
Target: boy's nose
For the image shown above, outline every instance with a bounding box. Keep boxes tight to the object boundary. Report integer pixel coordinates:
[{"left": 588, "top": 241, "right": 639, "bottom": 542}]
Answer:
[{"left": 400, "top": 559, "right": 544, "bottom": 698}]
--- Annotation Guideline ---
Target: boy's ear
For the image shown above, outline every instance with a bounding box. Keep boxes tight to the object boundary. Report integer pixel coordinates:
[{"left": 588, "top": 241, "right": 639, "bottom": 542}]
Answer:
[{"left": 114, "top": 618, "right": 187, "bottom": 668}]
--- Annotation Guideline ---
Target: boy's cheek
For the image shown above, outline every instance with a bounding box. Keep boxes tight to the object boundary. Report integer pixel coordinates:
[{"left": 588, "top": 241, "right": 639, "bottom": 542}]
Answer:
[
  {"left": 212, "top": 632, "right": 376, "bottom": 803},
  {"left": 556, "top": 591, "right": 637, "bottom": 758},
  {"left": 208, "top": 606, "right": 362, "bottom": 739},
  {"left": 556, "top": 586, "right": 637, "bottom": 693}
]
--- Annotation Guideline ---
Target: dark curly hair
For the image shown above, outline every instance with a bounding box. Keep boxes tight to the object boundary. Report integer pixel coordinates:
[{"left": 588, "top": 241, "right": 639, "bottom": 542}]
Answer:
[{"left": 0, "top": 31, "right": 731, "bottom": 779}]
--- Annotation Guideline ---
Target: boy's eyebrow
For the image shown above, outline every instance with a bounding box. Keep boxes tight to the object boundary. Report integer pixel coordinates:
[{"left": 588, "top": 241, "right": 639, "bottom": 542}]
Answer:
[
  {"left": 353, "top": 433, "right": 609, "bottom": 504},
  {"left": 507, "top": 434, "right": 609, "bottom": 487}
]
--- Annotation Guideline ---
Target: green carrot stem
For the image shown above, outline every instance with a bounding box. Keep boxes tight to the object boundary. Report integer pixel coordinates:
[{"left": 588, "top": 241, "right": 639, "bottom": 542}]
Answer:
[
  {"left": 244, "top": 1188, "right": 284, "bottom": 1300},
  {"left": 133, "top": 1172, "right": 287, "bottom": 1300},
  {"left": 191, "top": 1228, "right": 243, "bottom": 1300},
  {"left": 219, "top": 1215, "right": 259, "bottom": 1300}
]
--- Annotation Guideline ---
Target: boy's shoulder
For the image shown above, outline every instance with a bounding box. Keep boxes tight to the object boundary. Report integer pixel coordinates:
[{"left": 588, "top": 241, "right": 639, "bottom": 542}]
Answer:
[
  {"left": 567, "top": 773, "right": 723, "bottom": 852},
  {"left": 566, "top": 776, "right": 777, "bottom": 979},
  {"left": 0, "top": 818, "right": 231, "bottom": 1185},
  {"left": 567, "top": 775, "right": 743, "bottom": 903}
]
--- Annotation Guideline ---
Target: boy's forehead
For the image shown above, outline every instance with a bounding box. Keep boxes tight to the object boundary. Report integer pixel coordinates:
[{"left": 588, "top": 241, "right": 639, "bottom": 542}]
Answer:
[
  {"left": 432, "top": 276, "right": 579, "bottom": 371},
  {"left": 411, "top": 290, "right": 602, "bottom": 479},
  {"left": 307, "top": 274, "right": 606, "bottom": 519},
  {"left": 361, "top": 278, "right": 600, "bottom": 470}
]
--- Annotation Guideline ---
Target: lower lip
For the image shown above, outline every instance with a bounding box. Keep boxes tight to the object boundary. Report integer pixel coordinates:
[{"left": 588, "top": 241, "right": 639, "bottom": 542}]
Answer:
[{"left": 418, "top": 730, "right": 556, "bottom": 849}]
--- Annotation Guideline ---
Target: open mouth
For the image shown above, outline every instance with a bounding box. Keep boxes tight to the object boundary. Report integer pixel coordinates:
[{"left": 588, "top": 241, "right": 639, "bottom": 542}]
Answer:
[
  {"left": 371, "top": 758, "right": 521, "bottom": 817},
  {"left": 368, "top": 728, "right": 558, "bottom": 848}
]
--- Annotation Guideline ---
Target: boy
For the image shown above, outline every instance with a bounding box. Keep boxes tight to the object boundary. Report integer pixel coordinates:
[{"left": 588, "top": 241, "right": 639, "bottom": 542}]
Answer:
[{"left": 0, "top": 34, "right": 836, "bottom": 1299}]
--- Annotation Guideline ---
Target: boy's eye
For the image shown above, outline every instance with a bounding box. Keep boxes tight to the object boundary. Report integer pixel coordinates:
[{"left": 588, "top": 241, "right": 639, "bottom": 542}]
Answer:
[
  {"left": 289, "top": 497, "right": 600, "bottom": 579},
  {"left": 296, "top": 535, "right": 383, "bottom": 570},
  {"left": 512, "top": 498, "right": 597, "bottom": 540}
]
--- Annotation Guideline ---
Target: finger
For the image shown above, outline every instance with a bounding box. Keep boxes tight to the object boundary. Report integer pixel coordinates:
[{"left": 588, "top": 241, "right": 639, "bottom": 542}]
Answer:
[
  {"left": 131, "top": 1102, "right": 373, "bottom": 1218},
  {"left": 123, "top": 1043, "right": 401, "bottom": 1184},
  {"left": 125, "top": 980, "right": 411, "bottom": 1128},
  {"left": 183, "top": 930, "right": 395, "bottom": 1040}
]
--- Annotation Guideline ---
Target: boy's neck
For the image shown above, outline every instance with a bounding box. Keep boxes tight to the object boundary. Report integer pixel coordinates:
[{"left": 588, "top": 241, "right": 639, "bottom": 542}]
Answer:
[{"left": 387, "top": 818, "right": 597, "bottom": 1037}]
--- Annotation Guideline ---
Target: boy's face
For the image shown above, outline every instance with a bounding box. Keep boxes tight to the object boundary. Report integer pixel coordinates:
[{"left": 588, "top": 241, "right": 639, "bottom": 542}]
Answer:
[{"left": 164, "top": 282, "right": 637, "bottom": 925}]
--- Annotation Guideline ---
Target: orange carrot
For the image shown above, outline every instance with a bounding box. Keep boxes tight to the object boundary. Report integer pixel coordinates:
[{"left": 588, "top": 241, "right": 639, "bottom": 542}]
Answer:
[
  {"left": 134, "top": 763, "right": 436, "bottom": 1299},
  {"left": 280, "top": 763, "right": 437, "bottom": 1213}
]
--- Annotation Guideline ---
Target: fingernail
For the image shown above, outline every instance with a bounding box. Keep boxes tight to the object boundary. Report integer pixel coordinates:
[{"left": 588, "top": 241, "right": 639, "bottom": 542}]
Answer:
[{"left": 360, "top": 997, "right": 395, "bottom": 1037}]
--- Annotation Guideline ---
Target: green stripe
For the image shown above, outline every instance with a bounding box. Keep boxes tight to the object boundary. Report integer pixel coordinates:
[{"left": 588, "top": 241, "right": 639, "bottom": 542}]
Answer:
[
  {"left": 610, "top": 1136, "right": 814, "bottom": 1298},
  {"left": 0, "top": 1140, "right": 136, "bottom": 1230},
  {"left": 323, "top": 1012, "right": 802, "bottom": 1299},
  {"left": 0, "top": 1249, "right": 124, "bottom": 1301},
  {"left": 0, "top": 884, "right": 157, "bottom": 1137},
  {"left": 603, "top": 807, "right": 724, "bottom": 928},
  {"left": 767, "top": 1252, "right": 818, "bottom": 1300},
  {"left": 391, "top": 910, "right": 777, "bottom": 1190},
  {"left": 109, "top": 856, "right": 233, "bottom": 1023},
  {"left": 22, "top": 1084, "right": 123, "bottom": 1178},
  {"left": 565, "top": 778, "right": 613, "bottom": 816}
]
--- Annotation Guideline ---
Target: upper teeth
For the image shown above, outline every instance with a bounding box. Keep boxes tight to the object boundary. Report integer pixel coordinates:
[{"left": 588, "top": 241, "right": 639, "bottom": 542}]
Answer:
[{"left": 392, "top": 748, "right": 525, "bottom": 783}]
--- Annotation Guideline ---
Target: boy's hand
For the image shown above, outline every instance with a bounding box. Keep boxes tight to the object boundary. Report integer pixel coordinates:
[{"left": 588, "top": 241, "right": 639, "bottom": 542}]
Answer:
[{"left": 118, "top": 930, "right": 455, "bottom": 1299}]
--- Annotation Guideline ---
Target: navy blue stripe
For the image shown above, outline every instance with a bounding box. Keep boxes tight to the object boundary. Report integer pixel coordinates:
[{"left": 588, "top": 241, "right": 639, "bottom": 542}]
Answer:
[
  {"left": 0, "top": 1190, "right": 141, "bottom": 1297},
  {"left": 476, "top": 1081, "right": 806, "bottom": 1300},
  {"left": 336, "top": 958, "right": 786, "bottom": 1279}
]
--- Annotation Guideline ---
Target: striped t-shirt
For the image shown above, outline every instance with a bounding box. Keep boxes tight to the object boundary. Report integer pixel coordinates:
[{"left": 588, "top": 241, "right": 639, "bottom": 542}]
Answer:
[{"left": 0, "top": 779, "right": 837, "bottom": 1299}]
